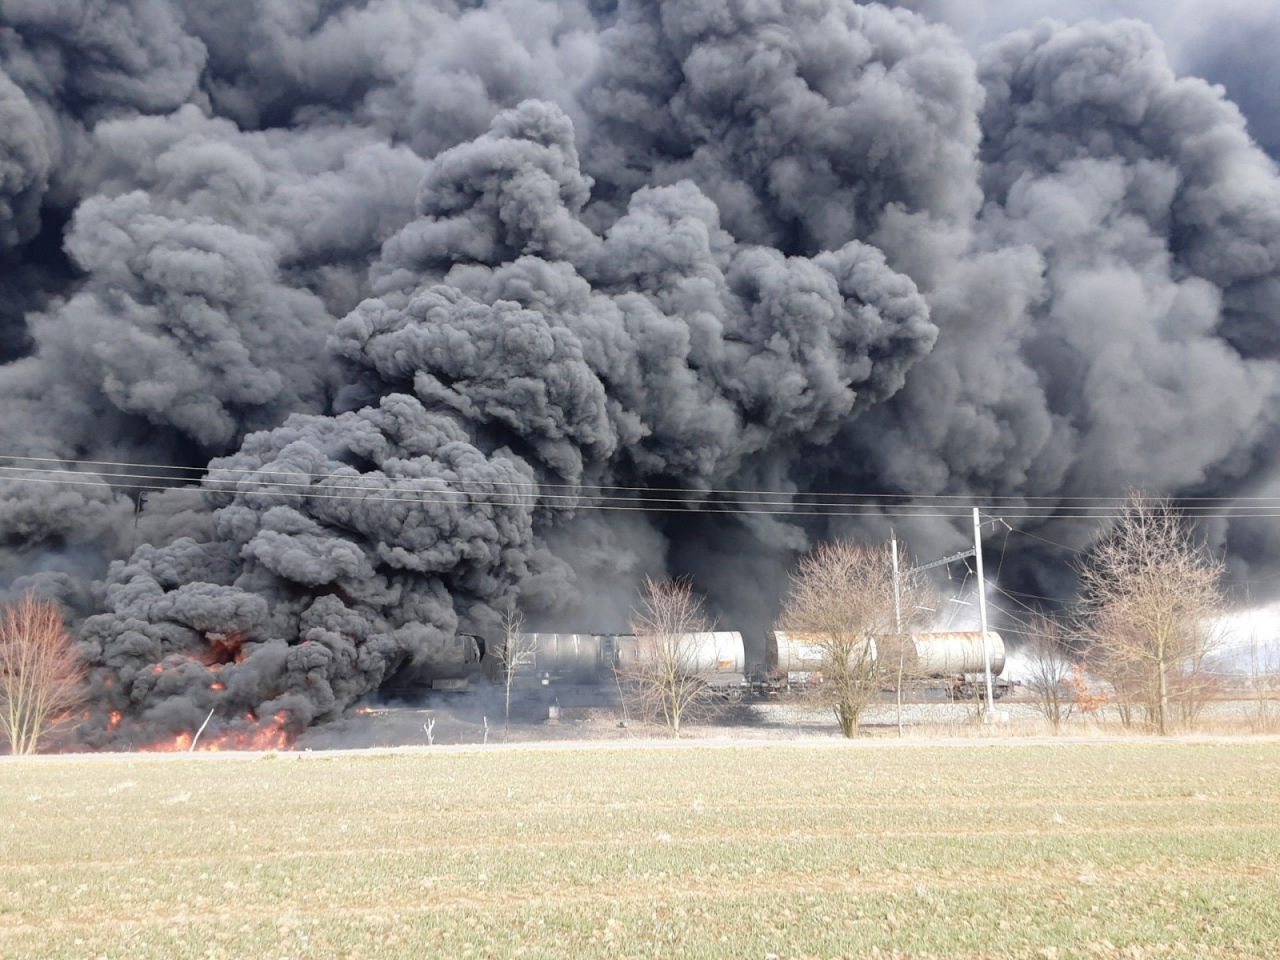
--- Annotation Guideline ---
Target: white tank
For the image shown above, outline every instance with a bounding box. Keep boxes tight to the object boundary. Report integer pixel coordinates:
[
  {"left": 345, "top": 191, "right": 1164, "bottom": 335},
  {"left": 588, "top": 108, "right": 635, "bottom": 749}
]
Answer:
[
  {"left": 900, "top": 631, "right": 1005, "bottom": 677},
  {"left": 614, "top": 631, "right": 746, "bottom": 677},
  {"left": 768, "top": 631, "right": 877, "bottom": 678},
  {"left": 768, "top": 630, "right": 1003, "bottom": 679}
]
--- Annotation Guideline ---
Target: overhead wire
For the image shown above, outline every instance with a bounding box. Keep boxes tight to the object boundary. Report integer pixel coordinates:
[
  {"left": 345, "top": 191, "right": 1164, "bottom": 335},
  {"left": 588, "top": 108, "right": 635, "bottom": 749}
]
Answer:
[
  {"left": 0, "top": 469, "right": 1104, "bottom": 520},
  {"left": 4, "top": 452, "right": 1280, "bottom": 507},
  {"left": 6, "top": 456, "right": 1280, "bottom": 521},
  {"left": 0, "top": 462, "right": 1141, "bottom": 514},
  {"left": 941, "top": 568, "right": 972, "bottom": 631}
]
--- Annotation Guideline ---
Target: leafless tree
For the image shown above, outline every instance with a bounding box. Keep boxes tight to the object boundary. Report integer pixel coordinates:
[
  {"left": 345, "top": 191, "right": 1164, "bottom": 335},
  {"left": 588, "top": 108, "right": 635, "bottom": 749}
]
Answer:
[
  {"left": 0, "top": 593, "right": 83, "bottom": 755},
  {"left": 617, "top": 577, "right": 713, "bottom": 737},
  {"left": 492, "top": 604, "right": 535, "bottom": 739},
  {"left": 1247, "top": 630, "right": 1280, "bottom": 732},
  {"left": 1078, "top": 494, "right": 1223, "bottom": 735},
  {"left": 1088, "top": 638, "right": 1144, "bottom": 728},
  {"left": 778, "top": 539, "right": 910, "bottom": 738},
  {"left": 1021, "top": 615, "right": 1075, "bottom": 732}
]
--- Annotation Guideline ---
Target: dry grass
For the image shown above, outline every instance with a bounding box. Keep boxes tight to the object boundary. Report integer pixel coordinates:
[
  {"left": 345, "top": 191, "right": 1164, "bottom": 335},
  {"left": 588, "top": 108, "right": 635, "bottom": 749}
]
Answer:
[
  {"left": 871, "top": 699, "right": 1280, "bottom": 740},
  {"left": 3, "top": 740, "right": 1279, "bottom": 958}
]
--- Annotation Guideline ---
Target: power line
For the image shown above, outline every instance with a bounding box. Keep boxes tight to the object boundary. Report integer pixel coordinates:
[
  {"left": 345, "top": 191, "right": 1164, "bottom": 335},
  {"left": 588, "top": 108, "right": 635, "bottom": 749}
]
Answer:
[
  {"left": 11, "top": 456, "right": 1280, "bottom": 532},
  {"left": 998, "top": 585, "right": 1067, "bottom": 603},
  {"left": 3, "top": 452, "right": 1280, "bottom": 505},
  {"left": 1002, "top": 525, "right": 1087, "bottom": 554},
  {"left": 0, "top": 463, "right": 1149, "bottom": 514},
  {"left": 941, "top": 570, "right": 971, "bottom": 631},
  {"left": 7, "top": 459, "right": 1280, "bottom": 522},
  {"left": 0, "top": 470, "right": 1080, "bottom": 520}
]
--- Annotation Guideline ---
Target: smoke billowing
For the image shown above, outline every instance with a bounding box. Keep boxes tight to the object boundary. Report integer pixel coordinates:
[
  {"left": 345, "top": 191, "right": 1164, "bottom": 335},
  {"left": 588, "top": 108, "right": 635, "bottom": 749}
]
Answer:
[{"left": 0, "top": 0, "right": 1278, "bottom": 746}]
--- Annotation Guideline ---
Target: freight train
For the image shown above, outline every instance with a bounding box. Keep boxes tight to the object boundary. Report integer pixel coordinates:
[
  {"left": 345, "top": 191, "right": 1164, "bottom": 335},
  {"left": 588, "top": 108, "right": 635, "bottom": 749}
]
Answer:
[{"left": 463, "top": 629, "right": 1010, "bottom": 701}]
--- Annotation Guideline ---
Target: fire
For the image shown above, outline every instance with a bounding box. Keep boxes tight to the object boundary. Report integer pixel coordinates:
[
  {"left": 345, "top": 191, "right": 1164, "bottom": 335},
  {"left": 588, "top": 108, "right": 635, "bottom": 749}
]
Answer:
[
  {"left": 210, "top": 681, "right": 226, "bottom": 691},
  {"left": 136, "top": 711, "right": 293, "bottom": 753},
  {"left": 206, "top": 631, "right": 248, "bottom": 665},
  {"left": 151, "top": 664, "right": 164, "bottom": 675},
  {"left": 107, "top": 710, "right": 123, "bottom": 732}
]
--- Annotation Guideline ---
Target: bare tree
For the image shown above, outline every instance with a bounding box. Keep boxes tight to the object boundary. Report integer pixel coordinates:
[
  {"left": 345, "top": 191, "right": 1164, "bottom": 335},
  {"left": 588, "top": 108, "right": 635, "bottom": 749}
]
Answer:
[
  {"left": 1088, "top": 638, "right": 1143, "bottom": 728},
  {"left": 1021, "top": 615, "right": 1075, "bottom": 733},
  {"left": 491, "top": 605, "right": 535, "bottom": 739},
  {"left": 1078, "top": 495, "right": 1223, "bottom": 735},
  {"left": 778, "top": 540, "right": 907, "bottom": 738},
  {"left": 1247, "top": 630, "right": 1280, "bottom": 732},
  {"left": 0, "top": 594, "right": 83, "bottom": 755},
  {"left": 617, "top": 577, "right": 713, "bottom": 737}
]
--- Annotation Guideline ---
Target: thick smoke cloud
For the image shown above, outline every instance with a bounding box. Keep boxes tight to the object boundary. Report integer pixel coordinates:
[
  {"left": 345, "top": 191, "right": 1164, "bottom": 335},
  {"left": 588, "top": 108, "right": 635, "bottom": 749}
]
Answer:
[
  {"left": 0, "top": 0, "right": 1278, "bottom": 745},
  {"left": 79, "top": 394, "right": 536, "bottom": 743},
  {"left": 77, "top": 98, "right": 933, "bottom": 743},
  {"left": 582, "top": 1, "right": 984, "bottom": 251},
  {"left": 834, "top": 18, "right": 1280, "bottom": 584},
  {"left": 894, "top": 0, "right": 1280, "bottom": 157}
]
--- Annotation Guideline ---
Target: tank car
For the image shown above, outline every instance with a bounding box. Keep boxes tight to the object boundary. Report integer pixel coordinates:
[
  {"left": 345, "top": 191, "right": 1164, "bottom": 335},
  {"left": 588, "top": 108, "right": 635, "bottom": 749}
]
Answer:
[
  {"left": 615, "top": 631, "right": 749, "bottom": 697},
  {"left": 493, "top": 630, "right": 750, "bottom": 697},
  {"left": 764, "top": 630, "right": 1009, "bottom": 699},
  {"left": 767, "top": 631, "right": 877, "bottom": 683},
  {"left": 885, "top": 631, "right": 1009, "bottom": 700},
  {"left": 519, "top": 632, "right": 615, "bottom": 683}
]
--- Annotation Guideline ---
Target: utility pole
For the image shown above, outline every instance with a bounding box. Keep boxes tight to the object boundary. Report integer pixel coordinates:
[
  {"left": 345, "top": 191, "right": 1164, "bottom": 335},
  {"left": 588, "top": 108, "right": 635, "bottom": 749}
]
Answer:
[
  {"left": 972, "top": 506, "right": 995, "bottom": 716},
  {"left": 891, "top": 530, "right": 904, "bottom": 736}
]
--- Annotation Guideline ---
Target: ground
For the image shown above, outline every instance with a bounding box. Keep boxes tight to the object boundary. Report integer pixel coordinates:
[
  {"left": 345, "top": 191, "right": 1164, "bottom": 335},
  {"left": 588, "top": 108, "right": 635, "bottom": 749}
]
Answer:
[
  {"left": 3, "top": 739, "right": 1279, "bottom": 959},
  {"left": 296, "top": 692, "right": 1280, "bottom": 749}
]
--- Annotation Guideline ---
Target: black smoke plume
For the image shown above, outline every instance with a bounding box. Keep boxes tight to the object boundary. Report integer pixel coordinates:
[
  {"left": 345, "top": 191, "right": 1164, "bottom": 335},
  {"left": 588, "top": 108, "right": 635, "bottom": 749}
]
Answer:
[{"left": 0, "top": 1, "right": 1277, "bottom": 746}]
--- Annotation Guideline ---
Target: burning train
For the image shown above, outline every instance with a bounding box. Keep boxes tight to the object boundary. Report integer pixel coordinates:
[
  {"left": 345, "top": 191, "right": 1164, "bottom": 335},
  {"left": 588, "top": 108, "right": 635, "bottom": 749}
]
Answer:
[{"left": 422, "top": 629, "right": 1011, "bottom": 702}]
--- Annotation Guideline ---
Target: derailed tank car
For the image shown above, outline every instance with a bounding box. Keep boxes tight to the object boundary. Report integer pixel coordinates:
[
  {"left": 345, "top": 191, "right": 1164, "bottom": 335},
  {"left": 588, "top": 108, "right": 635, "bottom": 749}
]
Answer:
[{"left": 765, "top": 630, "right": 1010, "bottom": 700}]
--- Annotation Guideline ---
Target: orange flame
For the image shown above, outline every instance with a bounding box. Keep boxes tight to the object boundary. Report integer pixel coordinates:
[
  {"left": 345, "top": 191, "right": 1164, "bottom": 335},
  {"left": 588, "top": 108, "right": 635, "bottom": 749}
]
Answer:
[
  {"left": 136, "top": 711, "right": 292, "bottom": 753},
  {"left": 210, "top": 681, "right": 226, "bottom": 692},
  {"left": 107, "top": 710, "right": 123, "bottom": 732}
]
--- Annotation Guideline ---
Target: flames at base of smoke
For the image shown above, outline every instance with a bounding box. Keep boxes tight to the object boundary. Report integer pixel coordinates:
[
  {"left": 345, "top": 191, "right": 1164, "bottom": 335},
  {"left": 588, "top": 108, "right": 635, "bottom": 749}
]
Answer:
[{"left": 133, "top": 711, "right": 292, "bottom": 753}]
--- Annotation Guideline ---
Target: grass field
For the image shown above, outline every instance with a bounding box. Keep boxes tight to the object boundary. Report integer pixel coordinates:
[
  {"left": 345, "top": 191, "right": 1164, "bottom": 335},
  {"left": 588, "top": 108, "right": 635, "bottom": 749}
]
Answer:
[{"left": 3, "top": 740, "right": 1279, "bottom": 959}]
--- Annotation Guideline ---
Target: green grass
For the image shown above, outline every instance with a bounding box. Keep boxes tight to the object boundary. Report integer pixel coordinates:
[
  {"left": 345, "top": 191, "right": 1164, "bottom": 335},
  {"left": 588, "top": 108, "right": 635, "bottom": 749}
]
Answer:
[{"left": 3, "top": 741, "right": 1279, "bottom": 958}]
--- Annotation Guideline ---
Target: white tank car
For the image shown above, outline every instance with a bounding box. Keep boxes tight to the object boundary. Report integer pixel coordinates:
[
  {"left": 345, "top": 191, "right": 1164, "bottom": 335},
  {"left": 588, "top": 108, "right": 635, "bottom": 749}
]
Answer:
[
  {"left": 767, "top": 631, "right": 877, "bottom": 682},
  {"left": 894, "top": 631, "right": 1006, "bottom": 677},
  {"left": 767, "top": 631, "right": 1003, "bottom": 681},
  {"left": 498, "top": 631, "right": 748, "bottom": 690},
  {"left": 614, "top": 631, "right": 746, "bottom": 682}
]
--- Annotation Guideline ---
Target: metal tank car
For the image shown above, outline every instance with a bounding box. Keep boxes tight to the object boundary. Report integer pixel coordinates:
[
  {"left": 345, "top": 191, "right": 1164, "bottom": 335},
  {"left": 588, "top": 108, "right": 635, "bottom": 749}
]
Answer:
[
  {"left": 767, "top": 630, "right": 1010, "bottom": 700},
  {"left": 615, "top": 631, "right": 750, "bottom": 698},
  {"left": 493, "top": 631, "right": 751, "bottom": 697}
]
